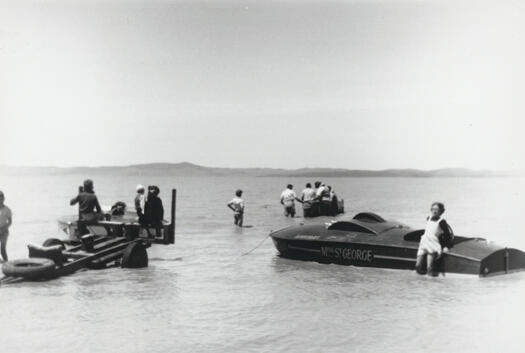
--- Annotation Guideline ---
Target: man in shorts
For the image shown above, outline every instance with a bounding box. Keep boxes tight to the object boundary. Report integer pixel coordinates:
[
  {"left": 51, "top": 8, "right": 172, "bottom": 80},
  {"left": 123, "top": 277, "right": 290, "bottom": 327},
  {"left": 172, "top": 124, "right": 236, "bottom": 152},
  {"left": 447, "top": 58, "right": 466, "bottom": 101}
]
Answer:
[
  {"left": 280, "top": 184, "right": 298, "bottom": 217},
  {"left": 227, "top": 189, "right": 245, "bottom": 227}
]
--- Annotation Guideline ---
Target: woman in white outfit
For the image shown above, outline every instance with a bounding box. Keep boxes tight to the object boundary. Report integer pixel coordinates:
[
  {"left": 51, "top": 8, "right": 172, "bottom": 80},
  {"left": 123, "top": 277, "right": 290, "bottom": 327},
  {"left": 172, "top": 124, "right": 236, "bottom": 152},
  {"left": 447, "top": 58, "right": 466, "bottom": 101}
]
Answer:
[{"left": 416, "top": 202, "right": 454, "bottom": 276}]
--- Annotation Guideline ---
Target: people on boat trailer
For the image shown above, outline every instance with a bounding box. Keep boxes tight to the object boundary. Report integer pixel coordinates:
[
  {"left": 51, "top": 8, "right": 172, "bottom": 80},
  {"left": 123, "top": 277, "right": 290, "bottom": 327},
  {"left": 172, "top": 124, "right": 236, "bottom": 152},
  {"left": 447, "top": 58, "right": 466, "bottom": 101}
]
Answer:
[
  {"left": 415, "top": 202, "right": 454, "bottom": 276},
  {"left": 227, "top": 189, "right": 245, "bottom": 227},
  {"left": 134, "top": 184, "right": 146, "bottom": 224},
  {"left": 0, "top": 191, "right": 12, "bottom": 262},
  {"left": 280, "top": 184, "right": 300, "bottom": 217},
  {"left": 70, "top": 179, "right": 103, "bottom": 235},
  {"left": 144, "top": 185, "right": 164, "bottom": 237},
  {"left": 300, "top": 183, "right": 316, "bottom": 217}
]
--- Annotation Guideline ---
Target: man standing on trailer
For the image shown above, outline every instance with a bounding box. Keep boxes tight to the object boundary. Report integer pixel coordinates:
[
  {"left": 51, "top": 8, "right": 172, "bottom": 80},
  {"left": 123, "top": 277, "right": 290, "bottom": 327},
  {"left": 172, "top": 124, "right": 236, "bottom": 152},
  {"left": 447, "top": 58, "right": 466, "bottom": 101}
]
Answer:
[
  {"left": 70, "top": 179, "right": 103, "bottom": 235},
  {"left": 0, "top": 191, "right": 12, "bottom": 262}
]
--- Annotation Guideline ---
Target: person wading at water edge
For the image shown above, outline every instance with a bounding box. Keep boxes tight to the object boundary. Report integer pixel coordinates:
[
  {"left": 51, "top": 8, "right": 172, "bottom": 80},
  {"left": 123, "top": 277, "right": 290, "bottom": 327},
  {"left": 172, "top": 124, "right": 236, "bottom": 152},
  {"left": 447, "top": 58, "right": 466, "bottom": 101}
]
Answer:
[
  {"left": 311, "top": 181, "right": 322, "bottom": 217},
  {"left": 280, "top": 184, "right": 299, "bottom": 217},
  {"left": 70, "top": 179, "right": 103, "bottom": 235},
  {"left": 227, "top": 189, "right": 245, "bottom": 227},
  {"left": 313, "top": 182, "right": 331, "bottom": 216},
  {"left": 416, "top": 202, "right": 454, "bottom": 276},
  {"left": 300, "top": 183, "right": 316, "bottom": 218},
  {"left": 0, "top": 191, "right": 13, "bottom": 262}
]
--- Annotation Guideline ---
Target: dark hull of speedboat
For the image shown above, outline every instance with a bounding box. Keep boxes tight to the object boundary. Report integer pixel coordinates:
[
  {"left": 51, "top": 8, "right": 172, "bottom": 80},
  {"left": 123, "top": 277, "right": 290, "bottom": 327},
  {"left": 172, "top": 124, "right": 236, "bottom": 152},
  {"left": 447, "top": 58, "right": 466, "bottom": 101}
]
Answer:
[
  {"left": 272, "top": 237, "right": 418, "bottom": 271},
  {"left": 270, "top": 214, "right": 525, "bottom": 277},
  {"left": 272, "top": 236, "right": 525, "bottom": 276}
]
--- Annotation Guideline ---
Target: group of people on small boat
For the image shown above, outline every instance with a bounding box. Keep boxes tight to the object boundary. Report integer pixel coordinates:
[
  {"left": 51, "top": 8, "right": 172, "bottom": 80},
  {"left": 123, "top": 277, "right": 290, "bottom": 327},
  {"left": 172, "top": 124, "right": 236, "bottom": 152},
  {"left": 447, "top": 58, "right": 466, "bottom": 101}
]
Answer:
[
  {"left": 69, "top": 179, "right": 165, "bottom": 237},
  {"left": 279, "top": 182, "right": 340, "bottom": 218}
]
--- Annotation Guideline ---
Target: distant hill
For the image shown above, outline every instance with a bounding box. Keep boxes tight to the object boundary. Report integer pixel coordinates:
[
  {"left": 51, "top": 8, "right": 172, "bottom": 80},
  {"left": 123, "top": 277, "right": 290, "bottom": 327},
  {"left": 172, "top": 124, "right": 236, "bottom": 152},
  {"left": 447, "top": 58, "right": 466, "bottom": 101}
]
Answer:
[{"left": 0, "top": 162, "right": 520, "bottom": 178}]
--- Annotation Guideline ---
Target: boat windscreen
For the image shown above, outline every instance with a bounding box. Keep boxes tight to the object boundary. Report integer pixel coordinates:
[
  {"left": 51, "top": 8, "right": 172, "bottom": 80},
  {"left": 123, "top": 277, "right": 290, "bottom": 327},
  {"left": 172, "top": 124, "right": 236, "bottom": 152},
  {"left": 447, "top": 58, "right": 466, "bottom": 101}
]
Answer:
[{"left": 327, "top": 221, "right": 376, "bottom": 234}]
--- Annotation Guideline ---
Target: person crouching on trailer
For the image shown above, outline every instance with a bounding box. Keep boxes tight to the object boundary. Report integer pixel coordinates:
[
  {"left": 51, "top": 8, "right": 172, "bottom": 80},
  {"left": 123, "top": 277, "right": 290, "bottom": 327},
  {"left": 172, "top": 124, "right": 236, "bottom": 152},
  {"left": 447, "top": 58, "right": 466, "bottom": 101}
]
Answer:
[
  {"left": 144, "top": 185, "right": 164, "bottom": 238},
  {"left": 416, "top": 202, "right": 454, "bottom": 276}
]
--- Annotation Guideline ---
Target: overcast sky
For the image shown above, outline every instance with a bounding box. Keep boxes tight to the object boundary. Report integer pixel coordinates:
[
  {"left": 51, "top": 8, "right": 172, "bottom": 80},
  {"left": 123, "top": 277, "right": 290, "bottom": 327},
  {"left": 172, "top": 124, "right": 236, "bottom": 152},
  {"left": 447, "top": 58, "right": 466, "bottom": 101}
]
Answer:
[{"left": 1, "top": 0, "right": 524, "bottom": 170}]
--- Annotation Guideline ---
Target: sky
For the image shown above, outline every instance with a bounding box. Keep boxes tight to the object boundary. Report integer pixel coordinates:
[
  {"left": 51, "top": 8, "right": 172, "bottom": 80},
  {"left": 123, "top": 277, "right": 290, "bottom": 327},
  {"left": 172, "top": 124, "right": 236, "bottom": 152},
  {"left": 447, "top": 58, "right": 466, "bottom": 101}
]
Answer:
[{"left": 0, "top": 0, "right": 524, "bottom": 170}]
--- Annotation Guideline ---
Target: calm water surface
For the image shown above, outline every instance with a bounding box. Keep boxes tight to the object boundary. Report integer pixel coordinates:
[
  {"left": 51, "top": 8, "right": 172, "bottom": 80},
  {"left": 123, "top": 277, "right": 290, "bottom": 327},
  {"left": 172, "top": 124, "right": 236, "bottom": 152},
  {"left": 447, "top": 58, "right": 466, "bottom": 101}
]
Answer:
[{"left": 0, "top": 176, "right": 524, "bottom": 353}]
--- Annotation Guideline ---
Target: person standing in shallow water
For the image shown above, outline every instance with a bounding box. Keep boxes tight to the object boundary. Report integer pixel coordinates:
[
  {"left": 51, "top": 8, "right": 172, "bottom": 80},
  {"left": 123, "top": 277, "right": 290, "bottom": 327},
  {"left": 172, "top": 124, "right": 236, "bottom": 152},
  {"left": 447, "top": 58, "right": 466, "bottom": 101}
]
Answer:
[
  {"left": 416, "top": 202, "right": 454, "bottom": 276},
  {"left": 0, "top": 191, "right": 13, "bottom": 262},
  {"left": 300, "top": 183, "right": 316, "bottom": 218},
  {"left": 227, "top": 189, "right": 245, "bottom": 227},
  {"left": 280, "top": 184, "right": 298, "bottom": 217}
]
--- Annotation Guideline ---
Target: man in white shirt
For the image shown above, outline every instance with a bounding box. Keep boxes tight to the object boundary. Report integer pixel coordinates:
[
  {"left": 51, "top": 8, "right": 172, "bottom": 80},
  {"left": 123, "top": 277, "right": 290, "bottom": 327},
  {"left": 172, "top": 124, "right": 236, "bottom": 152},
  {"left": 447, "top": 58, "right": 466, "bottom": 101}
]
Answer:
[
  {"left": 315, "top": 183, "right": 332, "bottom": 216},
  {"left": 227, "top": 189, "right": 245, "bottom": 227},
  {"left": 300, "top": 183, "right": 316, "bottom": 217},
  {"left": 280, "top": 184, "right": 298, "bottom": 217}
]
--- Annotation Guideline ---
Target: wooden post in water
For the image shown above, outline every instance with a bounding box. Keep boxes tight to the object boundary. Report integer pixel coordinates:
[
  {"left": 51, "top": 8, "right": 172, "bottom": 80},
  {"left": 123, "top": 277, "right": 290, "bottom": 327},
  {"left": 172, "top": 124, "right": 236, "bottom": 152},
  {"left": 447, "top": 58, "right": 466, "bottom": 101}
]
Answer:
[{"left": 167, "top": 189, "right": 176, "bottom": 244}]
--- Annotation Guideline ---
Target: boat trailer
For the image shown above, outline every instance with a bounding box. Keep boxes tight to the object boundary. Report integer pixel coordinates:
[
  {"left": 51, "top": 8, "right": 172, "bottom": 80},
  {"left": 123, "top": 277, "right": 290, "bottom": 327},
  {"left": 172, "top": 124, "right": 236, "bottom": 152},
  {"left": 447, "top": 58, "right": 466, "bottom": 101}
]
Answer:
[{"left": 1, "top": 189, "right": 177, "bottom": 284}]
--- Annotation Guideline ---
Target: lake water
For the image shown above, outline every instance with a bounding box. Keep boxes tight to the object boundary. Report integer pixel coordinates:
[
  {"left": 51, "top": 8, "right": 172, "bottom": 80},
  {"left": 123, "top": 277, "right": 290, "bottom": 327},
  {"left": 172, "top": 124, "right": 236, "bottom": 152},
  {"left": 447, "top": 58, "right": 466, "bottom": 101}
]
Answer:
[{"left": 0, "top": 175, "right": 524, "bottom": 353}]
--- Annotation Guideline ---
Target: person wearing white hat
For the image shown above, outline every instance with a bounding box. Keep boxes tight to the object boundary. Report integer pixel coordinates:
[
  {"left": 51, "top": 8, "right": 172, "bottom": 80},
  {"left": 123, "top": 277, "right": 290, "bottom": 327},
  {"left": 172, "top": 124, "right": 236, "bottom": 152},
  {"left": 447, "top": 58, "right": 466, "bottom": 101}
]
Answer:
[{"left": 135, "top": 184, "right": 146, "bottom": 224}]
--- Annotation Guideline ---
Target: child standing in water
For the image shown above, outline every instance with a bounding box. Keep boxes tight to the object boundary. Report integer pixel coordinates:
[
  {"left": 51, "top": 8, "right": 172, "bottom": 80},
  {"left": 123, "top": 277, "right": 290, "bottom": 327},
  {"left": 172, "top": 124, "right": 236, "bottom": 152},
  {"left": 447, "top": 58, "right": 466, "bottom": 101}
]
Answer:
[
  {"left": 227, "top": 190, "right": 245, "bottom": 227},
  {"left": 416, "top": 202, "right": 454, "bottom": 276}
]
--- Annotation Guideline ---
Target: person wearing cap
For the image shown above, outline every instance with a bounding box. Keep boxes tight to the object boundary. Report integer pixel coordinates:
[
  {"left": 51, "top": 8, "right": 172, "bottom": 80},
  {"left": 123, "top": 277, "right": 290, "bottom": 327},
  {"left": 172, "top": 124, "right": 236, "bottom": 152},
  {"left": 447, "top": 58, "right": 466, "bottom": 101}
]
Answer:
[
  {"left": 134, "top": 184, "right": 146, "bottom": 223},
  {"left": 0, "top": 191, "right": 12, "bottom": 261},
  {"left": 70, "top": 179, "right": 103, "bottom": 226},
  {"left": 227, "top": 189, "right": 245, "bottom": 227}
]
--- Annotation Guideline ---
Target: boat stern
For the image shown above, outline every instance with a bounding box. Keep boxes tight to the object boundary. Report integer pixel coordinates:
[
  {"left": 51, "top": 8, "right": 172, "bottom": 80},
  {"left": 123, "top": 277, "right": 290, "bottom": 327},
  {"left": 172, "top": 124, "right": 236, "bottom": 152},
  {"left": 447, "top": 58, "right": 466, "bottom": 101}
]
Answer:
[{"left": 480, "top": 248, "right": 525, "bottom": 277}]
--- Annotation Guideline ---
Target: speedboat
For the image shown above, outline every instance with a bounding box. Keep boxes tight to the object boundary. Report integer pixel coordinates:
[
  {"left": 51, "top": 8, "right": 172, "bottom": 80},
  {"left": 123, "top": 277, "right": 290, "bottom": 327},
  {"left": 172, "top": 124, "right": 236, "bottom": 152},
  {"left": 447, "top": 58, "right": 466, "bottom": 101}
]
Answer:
[{"left": 270, "top": 212, "right": 525, "bottom": 277}]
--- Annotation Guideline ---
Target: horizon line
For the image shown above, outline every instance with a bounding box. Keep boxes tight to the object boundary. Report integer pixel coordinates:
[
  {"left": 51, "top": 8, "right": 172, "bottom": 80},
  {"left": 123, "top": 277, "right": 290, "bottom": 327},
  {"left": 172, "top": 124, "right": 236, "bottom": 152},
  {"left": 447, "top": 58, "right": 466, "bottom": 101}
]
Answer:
[{"left": 0, "top": 161, "right": 520, "bottom": 173}]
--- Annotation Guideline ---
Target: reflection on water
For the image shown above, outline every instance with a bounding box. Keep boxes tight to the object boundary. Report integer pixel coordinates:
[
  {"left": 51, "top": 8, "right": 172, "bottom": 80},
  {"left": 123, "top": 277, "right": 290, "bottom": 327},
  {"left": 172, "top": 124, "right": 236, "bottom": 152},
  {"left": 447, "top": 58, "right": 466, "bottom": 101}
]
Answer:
[{"left": 0, "top": 175, "right": 524, "bottom": 353}]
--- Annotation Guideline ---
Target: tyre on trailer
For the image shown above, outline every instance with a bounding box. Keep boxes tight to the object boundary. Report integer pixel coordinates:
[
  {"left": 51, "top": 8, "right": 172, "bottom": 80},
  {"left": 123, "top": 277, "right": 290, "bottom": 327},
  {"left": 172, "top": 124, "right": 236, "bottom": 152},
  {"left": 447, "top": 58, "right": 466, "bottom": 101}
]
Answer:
[
  {"left": 42, "top": 238, "right": 66, "bottom": 250},
  {"left": 121, "top": 243, "right": 148, "bottom": 268},
  {"left": 2, "top": 258, "right": 56, "bottom": 280}
]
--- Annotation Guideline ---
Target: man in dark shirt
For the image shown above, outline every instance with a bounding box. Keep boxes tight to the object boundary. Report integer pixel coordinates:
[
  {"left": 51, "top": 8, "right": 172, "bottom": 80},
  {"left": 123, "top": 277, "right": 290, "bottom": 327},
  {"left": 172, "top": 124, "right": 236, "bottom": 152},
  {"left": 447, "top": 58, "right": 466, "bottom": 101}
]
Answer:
[
  {"left": 70, "top": 179, "right": 103, "bottom": 222},
  {"left": 144, "top": 185, "right": 164, "bottom": 238}
]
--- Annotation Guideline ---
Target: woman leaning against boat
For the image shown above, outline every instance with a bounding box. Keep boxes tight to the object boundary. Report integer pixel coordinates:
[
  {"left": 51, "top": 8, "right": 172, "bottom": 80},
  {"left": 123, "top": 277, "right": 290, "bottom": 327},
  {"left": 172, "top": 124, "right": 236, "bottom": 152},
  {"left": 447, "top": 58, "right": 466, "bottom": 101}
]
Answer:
[{"left": 416, "top": 202, "right": 454, "bottom": 276}]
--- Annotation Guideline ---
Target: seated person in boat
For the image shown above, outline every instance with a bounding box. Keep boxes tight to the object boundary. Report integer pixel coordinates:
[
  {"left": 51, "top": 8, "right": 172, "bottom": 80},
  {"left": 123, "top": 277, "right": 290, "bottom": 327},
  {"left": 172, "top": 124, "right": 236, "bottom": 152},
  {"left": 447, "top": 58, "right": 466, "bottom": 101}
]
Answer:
[
  {"left": 227, "top": 189, "right": 245, "bottom": 227},
  {"left": 144, "top": 185, "right": 164, "bottom": 237},
  {"left": 416, "top": 202, "right": 454, "bottom": 276},
  {"left": 70, "top": 179, "right": 103, "bottom": 223}
]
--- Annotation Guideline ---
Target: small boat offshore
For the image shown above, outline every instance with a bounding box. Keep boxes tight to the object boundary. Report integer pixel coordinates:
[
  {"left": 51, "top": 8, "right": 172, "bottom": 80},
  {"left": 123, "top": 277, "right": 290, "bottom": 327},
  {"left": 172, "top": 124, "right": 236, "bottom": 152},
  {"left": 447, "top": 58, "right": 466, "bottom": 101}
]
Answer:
[
  {"left": 1, "top": 190, "right": 177, "bottom": 283},
  {"left": 270, "top": 212, "right": 525, "bottom": 277}
]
